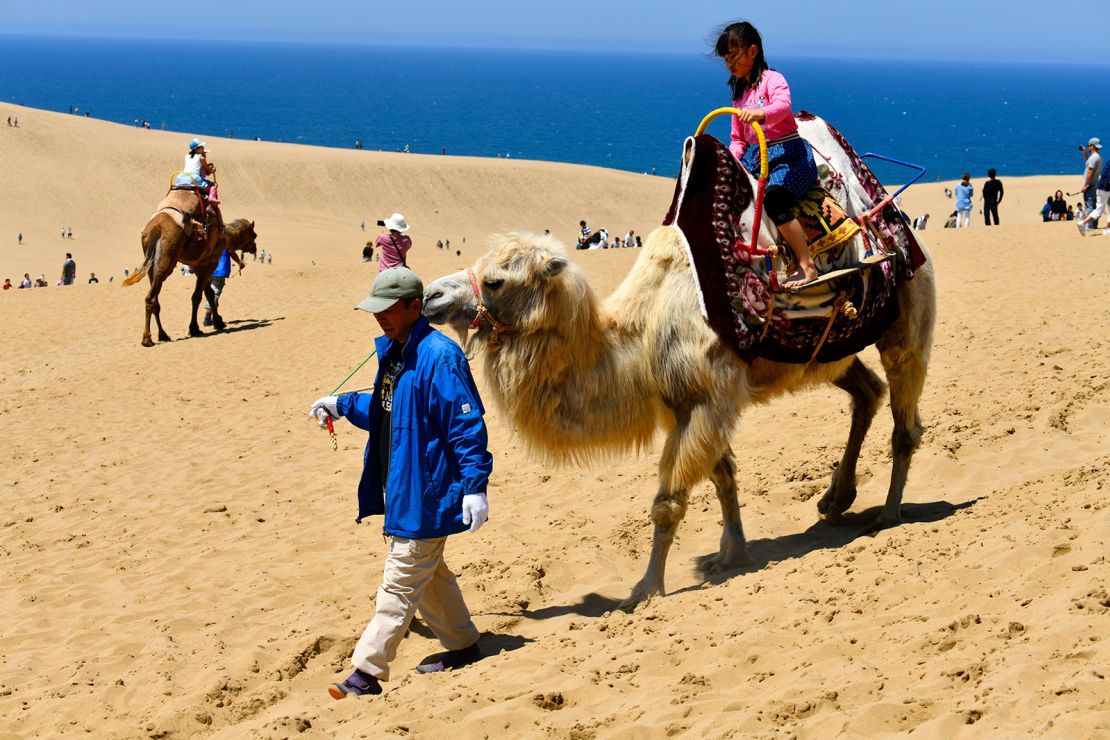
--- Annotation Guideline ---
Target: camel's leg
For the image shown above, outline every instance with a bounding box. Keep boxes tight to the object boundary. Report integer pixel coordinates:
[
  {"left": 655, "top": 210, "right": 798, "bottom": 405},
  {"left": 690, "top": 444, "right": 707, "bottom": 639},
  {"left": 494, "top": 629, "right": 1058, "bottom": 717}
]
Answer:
[
  {"left": 698, "top": 449, "right": 752, "bottom": 574},
  {"left": 622, "top": 405, "right": 732, "bottom": 609},
  {"left": 189, "top": 272, "right": 209, "bottom": 337},
  {"left": 866, "top": 266, "right": 935, "bottom": 532},
  {"left": 869, "top": 345, "right": 927, "bottom": 530},
  {"left": 141, "top": 277, "right": 161, "bottom": 348},
  {"left": 817, "top": 357, "right": 886, "bottom": 523}
]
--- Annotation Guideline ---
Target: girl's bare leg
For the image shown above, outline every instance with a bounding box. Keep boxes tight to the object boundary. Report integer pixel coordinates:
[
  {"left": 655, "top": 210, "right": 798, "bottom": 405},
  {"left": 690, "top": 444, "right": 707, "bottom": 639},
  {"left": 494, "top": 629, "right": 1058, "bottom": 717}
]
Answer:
[{"left": 779, "top": 219, "right": 818, "bottom": 289}]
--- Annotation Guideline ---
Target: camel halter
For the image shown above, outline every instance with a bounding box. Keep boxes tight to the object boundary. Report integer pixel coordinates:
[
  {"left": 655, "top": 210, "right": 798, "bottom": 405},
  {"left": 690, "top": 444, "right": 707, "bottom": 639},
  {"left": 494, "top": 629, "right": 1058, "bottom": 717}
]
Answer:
[{"left": 466, "top": 267, "right": 516, "bottom": 347}]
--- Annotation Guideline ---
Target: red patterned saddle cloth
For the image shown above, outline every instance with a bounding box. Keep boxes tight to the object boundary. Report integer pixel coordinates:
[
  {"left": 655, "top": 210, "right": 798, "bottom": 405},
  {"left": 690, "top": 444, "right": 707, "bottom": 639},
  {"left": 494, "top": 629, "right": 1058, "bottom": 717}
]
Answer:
[{"left": 662, "top": 131, "right": 916, "bottom": 365}]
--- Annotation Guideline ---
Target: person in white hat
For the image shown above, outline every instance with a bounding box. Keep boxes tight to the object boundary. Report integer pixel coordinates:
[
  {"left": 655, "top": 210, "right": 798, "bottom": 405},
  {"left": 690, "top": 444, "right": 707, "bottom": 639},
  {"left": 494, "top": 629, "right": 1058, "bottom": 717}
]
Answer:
[
  {"left": 375, "top": 212, "right": 412, "bottom": 271},
  {"left": 1079, "top": 138, "right": 1103, "bottom": 231}
]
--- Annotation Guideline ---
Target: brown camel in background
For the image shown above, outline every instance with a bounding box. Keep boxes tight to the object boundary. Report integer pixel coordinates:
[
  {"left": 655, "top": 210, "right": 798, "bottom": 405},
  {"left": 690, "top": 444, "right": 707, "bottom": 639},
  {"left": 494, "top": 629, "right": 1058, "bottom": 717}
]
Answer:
[
  {"left": 423, "top": 228, "right": 935, "bottom": 609},
  {"left": 123, "top": 215, "right": 257, "bottom": 346}
]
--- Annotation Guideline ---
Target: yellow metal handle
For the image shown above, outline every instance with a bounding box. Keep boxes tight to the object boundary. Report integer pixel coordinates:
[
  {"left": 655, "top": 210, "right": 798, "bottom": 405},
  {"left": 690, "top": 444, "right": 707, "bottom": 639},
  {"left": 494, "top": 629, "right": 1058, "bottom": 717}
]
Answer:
[{"left": 693, "top": 107, "right": 768, "bottom": 180}]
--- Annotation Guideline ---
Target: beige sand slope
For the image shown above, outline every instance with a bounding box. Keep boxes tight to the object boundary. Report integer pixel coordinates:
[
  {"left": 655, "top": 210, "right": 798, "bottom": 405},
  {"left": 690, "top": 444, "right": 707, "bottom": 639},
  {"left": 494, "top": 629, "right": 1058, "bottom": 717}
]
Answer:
[{"left": 1, "top": 103, "right": 1107, "bottom": 738}]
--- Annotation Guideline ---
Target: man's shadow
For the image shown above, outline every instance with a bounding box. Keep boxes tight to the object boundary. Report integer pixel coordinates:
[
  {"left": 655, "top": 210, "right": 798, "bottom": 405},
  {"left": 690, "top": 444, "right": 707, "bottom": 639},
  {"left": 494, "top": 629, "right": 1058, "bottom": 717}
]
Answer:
[
  {"left": 408, "top": 619, "right": 533, "bottom": 669},
  {"left": 519, "top": 498, "right": 983, "bottom": 619}
]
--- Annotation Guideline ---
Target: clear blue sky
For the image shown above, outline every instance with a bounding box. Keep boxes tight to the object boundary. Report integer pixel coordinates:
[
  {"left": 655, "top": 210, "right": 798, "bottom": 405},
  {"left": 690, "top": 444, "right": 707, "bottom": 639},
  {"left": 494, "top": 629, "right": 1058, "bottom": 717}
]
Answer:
[{"left": 2, "top": 0, "right": 1108, "bottom": 63}]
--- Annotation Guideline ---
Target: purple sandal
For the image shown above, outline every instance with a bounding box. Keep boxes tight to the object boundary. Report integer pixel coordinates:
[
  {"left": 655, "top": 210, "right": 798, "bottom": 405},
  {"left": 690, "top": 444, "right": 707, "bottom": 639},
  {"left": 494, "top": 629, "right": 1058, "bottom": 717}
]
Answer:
[{"left": 328, "top": 669, "right": 382, "bottom": 700}]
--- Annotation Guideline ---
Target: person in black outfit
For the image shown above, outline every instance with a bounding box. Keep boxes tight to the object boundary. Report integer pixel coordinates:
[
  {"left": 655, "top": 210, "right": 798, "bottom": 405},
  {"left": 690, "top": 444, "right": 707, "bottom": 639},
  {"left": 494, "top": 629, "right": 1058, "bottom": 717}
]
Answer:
[{"left": 982, "top": 169, "right": 1004, "bottom": 226}]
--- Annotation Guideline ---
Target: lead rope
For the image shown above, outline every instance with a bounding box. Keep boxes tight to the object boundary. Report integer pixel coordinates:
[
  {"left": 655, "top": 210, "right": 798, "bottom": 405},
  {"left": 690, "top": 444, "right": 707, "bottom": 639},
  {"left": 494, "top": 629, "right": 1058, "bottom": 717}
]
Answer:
[{"left": 321, "top": 350, "right": 379, "bottom": 452}]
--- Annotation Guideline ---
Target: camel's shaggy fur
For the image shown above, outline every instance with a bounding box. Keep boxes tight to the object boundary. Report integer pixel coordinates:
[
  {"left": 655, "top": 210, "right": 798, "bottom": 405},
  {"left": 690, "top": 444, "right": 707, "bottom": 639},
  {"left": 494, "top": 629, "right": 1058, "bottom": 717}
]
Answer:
[{"left": 425, "top": 225, "right": 935, "bottom": 608}]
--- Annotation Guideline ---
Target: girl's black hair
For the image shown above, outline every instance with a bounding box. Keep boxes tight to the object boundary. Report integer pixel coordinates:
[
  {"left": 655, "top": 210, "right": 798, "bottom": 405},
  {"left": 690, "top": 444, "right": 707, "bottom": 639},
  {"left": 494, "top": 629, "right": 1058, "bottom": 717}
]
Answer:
[{"left": 712, "top": 21, "right": 769, "bottom": 99}]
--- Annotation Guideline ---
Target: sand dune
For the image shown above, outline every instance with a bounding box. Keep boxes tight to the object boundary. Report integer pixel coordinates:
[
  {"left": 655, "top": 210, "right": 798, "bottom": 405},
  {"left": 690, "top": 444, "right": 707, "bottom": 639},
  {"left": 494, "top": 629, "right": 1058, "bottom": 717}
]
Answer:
[{"left": 1, "top": 102, "right": 1107, "bottom": 738}]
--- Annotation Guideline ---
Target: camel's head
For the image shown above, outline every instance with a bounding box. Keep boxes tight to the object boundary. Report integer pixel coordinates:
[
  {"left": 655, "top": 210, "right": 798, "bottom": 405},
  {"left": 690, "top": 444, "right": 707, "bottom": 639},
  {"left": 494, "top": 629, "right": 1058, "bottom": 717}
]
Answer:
[
  {"left": 424, "top": 231, "right": 574, "bottom": 347},
  {"left": 227, "top": 219, "right": 258, "bottom": 255}
]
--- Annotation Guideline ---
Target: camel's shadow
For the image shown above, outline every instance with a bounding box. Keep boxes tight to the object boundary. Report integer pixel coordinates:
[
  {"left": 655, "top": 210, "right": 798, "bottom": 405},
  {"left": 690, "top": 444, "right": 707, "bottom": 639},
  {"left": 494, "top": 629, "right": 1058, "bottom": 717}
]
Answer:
[
  {"left": 522, "top": 498, "right": 983, "bottom": 620},
  {"left": 181, "top": 316, "right": 285, "bottom": 340}
]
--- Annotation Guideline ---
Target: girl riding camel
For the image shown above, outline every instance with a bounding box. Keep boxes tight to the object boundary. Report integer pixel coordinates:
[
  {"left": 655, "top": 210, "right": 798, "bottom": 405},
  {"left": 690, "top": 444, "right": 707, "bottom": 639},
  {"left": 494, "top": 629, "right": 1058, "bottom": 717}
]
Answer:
[{"left": 714, "top": 21, "right": 818, "bottom": 289}]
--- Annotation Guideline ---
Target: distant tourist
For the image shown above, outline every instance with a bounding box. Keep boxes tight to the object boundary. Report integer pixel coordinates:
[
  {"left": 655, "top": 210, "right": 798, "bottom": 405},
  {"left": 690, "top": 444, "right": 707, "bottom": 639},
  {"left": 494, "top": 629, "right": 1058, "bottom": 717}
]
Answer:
[
  {"left": 1066, "top": 205, "right": 1076, "bottom": 221},
  {"left": 6, "top": 117, "right": 10, "bottom": 126},
  {"left": 360, "top": 219, "right": 366, "bottom": 232},
  {"left": 60, "top": 227, "right": 65, "bottom": 238},
  {"left": 362, "top": 242, "right": 374, "bottom": 262},
  {"left": 944, "top": 187, "right": 953, "bottom": 198},
  {"left": 1077, "top": 154, "right": 1110, "bottom": 235},
  {"left": 578, "top": 219, "right": 591, "bottom": 248},
  {"left": 943, "top": 211, "right": 958, "bottom": 229},
  {"left": 20, "top": 274, "right": 32, "bottom": 289},
  {"left": 954, "top": 173, "right": 973, "bottom": 227},
  {"left": 981, "top": 169, "right": 1004, "bottom": 226},
  {"left": 2, "top": 278, "right": 11, "bottom": 290},
  {"left": 267, "top": 253, "right": 272, "bottom": 265},
  {"left": 625, "top": 229, "right": 635, "bottom": 248},
  {"left": 67, "top": 227, "right": 72, "bottom": 239},
  {"left": 17, "top": 232, "right": 22, "bottom": 245},
  {"left": 375, "top": 213, "right": 412, "bottom": 270},
  {"left": 635, "top": 235, "right": 642, "bottom": 247},
  {"left": 61, "top": 253, "right": 76, "bottom": 285},
  {"left": 1041, "top": 196, "right": 1054, "bottom": 222},
  {"left": 436, "top": 239, "right": 443, "bottom": 250},
  {"left": 204, "top": 249, "right": 242, "bottom": 327},
  {"left": 1051, "top": 190, "right": 1068, "bottom": 221},
  {"left": 35, "top": 274, "right": 48, "bottom": 287},
  {"left": 88, "top": 273, "right": 99, "bottom": 284},
  {"left": 1080, "top": 138, "right": 1103, "bottom": 222},
  {"left": 913, "top": 213, "right": 930, "bottom": 230}
]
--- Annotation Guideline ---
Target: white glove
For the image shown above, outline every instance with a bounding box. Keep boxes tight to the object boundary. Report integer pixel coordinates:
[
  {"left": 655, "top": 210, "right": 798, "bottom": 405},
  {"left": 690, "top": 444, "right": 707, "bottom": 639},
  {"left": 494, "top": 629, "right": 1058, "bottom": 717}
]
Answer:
[
  {"left": 461, "top": 493, "right": 489, "bottom": 533},
  {"left": 309, "top": 396, "right": 340, "bottom": 429}
]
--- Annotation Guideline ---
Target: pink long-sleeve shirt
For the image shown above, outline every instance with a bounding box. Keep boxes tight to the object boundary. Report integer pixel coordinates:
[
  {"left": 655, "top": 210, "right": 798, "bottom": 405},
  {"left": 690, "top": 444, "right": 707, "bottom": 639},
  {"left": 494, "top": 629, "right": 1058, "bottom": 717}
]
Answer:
[{"left": 728, "top": 69, "right": 798, "bottom": 162}]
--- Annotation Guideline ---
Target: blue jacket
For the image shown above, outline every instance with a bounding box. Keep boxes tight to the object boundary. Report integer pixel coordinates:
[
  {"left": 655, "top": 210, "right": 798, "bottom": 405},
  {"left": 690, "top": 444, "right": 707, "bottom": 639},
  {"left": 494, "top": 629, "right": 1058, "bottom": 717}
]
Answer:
[
  {"left": 336, "top": 317, "right": 492, "bottom": 538},
  {"left": 212, "top": 250, "right": 232, "bottom": 278}
]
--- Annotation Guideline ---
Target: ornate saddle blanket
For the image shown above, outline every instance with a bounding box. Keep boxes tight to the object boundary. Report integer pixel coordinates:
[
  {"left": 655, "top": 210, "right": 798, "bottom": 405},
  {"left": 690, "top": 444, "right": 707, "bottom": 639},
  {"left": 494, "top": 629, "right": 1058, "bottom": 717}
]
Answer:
[{"left": 663, "top": 130, "right": 915, "bottom": 365}]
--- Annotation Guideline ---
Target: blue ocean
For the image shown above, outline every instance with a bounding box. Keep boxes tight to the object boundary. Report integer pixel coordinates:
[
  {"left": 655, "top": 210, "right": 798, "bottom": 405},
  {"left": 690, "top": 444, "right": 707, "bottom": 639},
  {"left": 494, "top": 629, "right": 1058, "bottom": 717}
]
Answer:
[{"left": 2, "top": 35, "right": 1108, "bottom": 183}]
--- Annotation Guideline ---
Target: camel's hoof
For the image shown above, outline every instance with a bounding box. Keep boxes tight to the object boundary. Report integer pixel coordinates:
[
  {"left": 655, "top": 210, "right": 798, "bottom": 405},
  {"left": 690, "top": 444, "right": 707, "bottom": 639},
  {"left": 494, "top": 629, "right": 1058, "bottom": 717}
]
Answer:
[
  {"left": 864, "top": 514, "right": 901, "bottom": 536},
  {"left": 617, "top": 585, "right": 660, "bottom": 613},
  {"left": 817, "top": 488, "right": 857, "bottom": 520},
  {"left": 189, "top": 326, "right": 204, "bottom": 338},
  {"left": 212, "top": 318, "right": 226, "bottom": 331},
  {"left": 157, "top": 332, "right": 171, "bottom": 342},
  {"left": 697, "top": 549, "right": 752, "bottom": 576},
  {"left": 141, "top": 337, "right": 155, "bottom": 348}
]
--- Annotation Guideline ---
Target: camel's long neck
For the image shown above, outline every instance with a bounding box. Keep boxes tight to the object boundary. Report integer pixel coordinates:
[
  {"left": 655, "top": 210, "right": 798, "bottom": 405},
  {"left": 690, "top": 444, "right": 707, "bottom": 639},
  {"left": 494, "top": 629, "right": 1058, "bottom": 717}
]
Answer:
[{"left": 484, "top": 288, "right": 656, "bottom": 459}]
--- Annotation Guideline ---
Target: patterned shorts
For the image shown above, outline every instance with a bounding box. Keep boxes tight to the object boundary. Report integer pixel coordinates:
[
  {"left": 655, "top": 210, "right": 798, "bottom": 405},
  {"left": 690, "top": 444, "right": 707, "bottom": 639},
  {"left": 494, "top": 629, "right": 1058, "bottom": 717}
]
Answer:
[{"left": 741, "top": 136, "right": 817, "bottom": 198}]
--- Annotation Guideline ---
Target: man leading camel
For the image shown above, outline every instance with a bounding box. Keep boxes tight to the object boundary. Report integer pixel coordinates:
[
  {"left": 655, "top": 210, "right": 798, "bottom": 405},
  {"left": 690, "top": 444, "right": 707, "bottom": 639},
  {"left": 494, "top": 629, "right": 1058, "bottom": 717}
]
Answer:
[{"left": 309, "top": 267, "right": 492, "bottom": 699}]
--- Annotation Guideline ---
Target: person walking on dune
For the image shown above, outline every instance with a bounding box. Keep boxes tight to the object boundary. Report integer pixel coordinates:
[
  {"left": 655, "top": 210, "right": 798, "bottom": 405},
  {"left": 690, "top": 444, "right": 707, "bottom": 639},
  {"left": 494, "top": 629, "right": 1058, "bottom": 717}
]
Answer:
[
  {"left": 375, "top": 213, "right": 412, "bottom": 270},
  {"left": 309, "top": 267, "right": 492, "bottom": 700},
  {"left": 982, "top": 169, "right": 1003, "bottom": 226},
  {"left": 954, "top": 174, "right": 973, "bottom": 228}
]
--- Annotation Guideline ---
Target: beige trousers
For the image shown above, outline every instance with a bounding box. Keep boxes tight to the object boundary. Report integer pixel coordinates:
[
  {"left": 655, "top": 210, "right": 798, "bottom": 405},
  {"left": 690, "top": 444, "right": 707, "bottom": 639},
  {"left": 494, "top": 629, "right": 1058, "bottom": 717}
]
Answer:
[{"left": 351, "top": 536, "right": 479, "bottom": 681}]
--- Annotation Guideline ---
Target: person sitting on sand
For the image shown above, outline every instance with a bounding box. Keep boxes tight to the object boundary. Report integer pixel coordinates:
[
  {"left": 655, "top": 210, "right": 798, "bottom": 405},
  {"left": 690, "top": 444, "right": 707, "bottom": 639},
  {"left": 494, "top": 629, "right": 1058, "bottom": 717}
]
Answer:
[
  {"left": 1041, "top": 196, "right": 1054, "bottom": 222},
  {"left": 713, "top": 21, "right": 818, "bottom": 289},
  {"left": 1051, "top": 190, "right": 1068, "bottom": 221},
  {"left": 2, "top": 278, "right": 11, "bottom": 291}
]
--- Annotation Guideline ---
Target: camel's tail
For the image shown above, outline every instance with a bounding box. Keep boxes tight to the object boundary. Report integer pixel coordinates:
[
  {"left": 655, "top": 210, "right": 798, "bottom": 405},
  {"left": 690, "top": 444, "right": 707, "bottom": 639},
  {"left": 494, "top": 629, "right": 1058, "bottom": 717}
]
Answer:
[{"left": 122, "top": 220, "right": 168, "bottom": 287}]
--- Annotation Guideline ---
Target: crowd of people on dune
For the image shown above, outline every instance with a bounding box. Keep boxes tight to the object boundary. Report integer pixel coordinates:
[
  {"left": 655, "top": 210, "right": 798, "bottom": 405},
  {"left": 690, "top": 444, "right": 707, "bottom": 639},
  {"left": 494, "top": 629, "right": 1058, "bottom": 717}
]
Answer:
[{"left": 575, "top": 219, "right": 642, "bottom": 250}]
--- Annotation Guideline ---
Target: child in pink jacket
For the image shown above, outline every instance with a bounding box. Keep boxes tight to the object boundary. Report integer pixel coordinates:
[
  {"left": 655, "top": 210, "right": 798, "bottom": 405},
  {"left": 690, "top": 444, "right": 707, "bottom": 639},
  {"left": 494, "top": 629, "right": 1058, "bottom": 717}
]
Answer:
[{"left": 714, "top": 21, "right": 818, "bottom": 289}]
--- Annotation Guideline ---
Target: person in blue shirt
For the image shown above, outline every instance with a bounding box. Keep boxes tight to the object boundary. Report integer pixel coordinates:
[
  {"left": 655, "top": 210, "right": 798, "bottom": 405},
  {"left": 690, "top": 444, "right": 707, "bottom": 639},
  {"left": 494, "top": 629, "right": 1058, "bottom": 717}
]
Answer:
[
  {"left": 954, "top": 173, "right": 973, "bottom": 228},
  {"left": 203, "top": 249, "right": 242, "bottom": 327},
  {"left": 310, "top": 267, "right": 492, "bottom": 700}
]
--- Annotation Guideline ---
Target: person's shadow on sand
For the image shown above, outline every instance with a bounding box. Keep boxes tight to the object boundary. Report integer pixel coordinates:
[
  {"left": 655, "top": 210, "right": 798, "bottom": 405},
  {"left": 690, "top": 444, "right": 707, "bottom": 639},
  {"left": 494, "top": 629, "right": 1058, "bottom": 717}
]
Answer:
[{"left": 520, "top": 497, "right": 984, "bottom": 619}]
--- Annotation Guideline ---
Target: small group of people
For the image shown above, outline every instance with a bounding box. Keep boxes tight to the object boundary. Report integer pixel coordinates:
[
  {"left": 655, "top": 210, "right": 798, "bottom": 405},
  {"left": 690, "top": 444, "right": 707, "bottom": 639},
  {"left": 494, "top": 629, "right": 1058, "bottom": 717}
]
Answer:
[
  {"left": 6, "top": 116, "right": 19, "bottom": 127},
  {"left": 60, "top": 227, "right": 73, "bottom": 239},
  {"left": 1040, "top": 192, "right": 1084, "bottom": 223},
  {"left": 947, "top": 169, "right": 1005, "bottom": 228},
  {"left": 575, "top": 220, "right": 641, "bottom": 250},
  {"left": 4, "top": 253, "right": 91, "bottom": 291}
]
